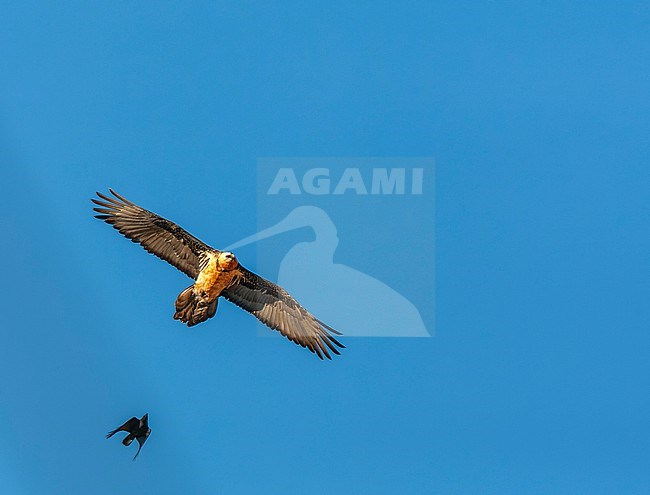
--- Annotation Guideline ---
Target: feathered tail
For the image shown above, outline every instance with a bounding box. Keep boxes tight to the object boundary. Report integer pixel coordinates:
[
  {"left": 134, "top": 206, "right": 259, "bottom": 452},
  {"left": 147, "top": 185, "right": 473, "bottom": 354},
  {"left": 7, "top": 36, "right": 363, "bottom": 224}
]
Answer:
[{"left": 173, "top": 285, "right": 218, "bottom": 327}]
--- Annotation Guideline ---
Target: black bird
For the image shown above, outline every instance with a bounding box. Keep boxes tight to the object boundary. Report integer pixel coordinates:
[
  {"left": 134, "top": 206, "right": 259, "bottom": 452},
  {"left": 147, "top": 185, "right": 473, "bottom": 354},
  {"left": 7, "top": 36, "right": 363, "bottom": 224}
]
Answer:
[{"left": 106, "top": 413, "right": 151, "bottom": 460}]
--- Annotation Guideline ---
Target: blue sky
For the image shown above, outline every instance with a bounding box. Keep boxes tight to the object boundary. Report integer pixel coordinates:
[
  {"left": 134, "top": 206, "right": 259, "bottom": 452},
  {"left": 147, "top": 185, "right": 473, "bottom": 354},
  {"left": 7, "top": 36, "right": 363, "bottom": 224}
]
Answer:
[{"left": 1, "top": 2, "right": 649, "bottom": 494}]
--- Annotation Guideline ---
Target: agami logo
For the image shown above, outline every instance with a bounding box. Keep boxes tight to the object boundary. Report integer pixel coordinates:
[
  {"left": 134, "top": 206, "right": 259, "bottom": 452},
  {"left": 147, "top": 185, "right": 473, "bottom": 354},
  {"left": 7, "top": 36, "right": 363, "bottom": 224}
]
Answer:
[
  {"left": 229, "top": 157, "right": 435, "bottom": 338},
  {"left": 267, "top": 168, "right": 425, "bottom": 195}
]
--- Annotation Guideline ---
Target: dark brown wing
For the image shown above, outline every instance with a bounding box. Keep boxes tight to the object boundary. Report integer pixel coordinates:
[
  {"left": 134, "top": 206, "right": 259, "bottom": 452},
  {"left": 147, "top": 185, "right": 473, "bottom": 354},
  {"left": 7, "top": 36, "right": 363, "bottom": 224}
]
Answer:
[
  {"left": 92, "top": 189, "right": 212, "bottom": 279},
  {"left": 221, "top": 266, "right": 344, "bottom": 360},
  {"left": 106, "top": 417, "right": 139, "bottom": 438}
]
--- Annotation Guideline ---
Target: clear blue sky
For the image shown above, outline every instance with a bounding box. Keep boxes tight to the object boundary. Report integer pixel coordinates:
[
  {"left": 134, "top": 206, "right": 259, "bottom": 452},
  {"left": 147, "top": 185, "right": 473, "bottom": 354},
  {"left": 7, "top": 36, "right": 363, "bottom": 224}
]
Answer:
[{"left": 1, "top": 2, "right": 649, "bottom": 494}]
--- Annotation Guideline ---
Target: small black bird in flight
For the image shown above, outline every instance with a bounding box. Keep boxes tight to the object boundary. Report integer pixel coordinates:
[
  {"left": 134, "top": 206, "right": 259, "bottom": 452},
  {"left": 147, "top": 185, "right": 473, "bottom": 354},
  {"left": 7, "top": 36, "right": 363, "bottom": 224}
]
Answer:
[
  {"left": 106, "top": 413, "right": 151, "bottom": 460},
  {"left": 92, "top": 189, "right": 344, "bottom": 360}
]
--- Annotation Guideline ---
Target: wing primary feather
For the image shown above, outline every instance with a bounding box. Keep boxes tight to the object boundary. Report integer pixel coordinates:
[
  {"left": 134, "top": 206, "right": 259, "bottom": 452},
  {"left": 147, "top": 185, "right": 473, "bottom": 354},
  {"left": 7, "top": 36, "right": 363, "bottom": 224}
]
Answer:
[
  {"left": 314, "top": 336, "right": 331, "bottom": 360},
  {"left": 96, "top": 191, "right": 123, "bottom": 206},
  {"left": 108, "top": 188, "right": 138, "bottom": 206},
  {"left": 316, "top": 318, "right": 343, "bottom": 336},
  {"left": 221, "top": 266, "right": 344, "bottom": 359},
  {"left": 92, "top": 190, "right": 210, "bottom": 279}
]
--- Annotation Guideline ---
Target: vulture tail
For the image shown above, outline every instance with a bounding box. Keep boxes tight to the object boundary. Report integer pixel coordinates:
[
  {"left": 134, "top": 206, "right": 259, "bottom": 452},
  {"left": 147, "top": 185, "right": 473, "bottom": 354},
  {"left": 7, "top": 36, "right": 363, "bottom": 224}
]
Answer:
[{"left": 173, "top": 285, "right": 218, "bottom": 327}]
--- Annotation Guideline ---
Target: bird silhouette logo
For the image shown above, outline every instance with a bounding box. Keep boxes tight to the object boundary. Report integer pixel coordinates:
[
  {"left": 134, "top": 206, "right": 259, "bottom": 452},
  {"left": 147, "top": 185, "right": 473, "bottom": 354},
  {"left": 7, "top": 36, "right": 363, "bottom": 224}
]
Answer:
[{"left": 228, "top": 206, "right": 429, "bottom": 337}]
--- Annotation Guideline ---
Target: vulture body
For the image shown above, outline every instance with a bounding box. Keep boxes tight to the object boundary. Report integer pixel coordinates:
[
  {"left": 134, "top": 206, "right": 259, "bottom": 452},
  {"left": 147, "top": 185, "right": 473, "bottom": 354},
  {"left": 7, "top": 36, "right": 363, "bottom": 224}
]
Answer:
[{"left": 92, "top": 189, "right": 344, "bottom": 360}]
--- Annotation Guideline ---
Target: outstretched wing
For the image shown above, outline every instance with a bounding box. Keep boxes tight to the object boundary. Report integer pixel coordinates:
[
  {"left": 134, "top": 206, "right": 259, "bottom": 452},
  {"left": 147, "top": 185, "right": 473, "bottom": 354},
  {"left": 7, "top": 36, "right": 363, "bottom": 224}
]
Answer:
[
  {"left": 92, "top": 189, "right": 212, "bottom": 279},
  {"left": 106, "top": 417, "right": 139, "bottom": 438},
  {"left": 222, "top": 266, "right": 344, "bottom": 360},
  {"left": 133, "top": 433, "right": 150, "bottom": 461}
]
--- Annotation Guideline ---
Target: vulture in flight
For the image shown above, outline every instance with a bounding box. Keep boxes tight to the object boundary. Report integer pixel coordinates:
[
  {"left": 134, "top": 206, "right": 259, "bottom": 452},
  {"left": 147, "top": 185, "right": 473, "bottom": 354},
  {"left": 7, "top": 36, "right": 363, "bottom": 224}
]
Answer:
[
  {"left": 106, "top": 413, "right": 151, "bottom": 460},
  {"left": 92, "top": 189, "right": 344, "bottom": 360}
]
